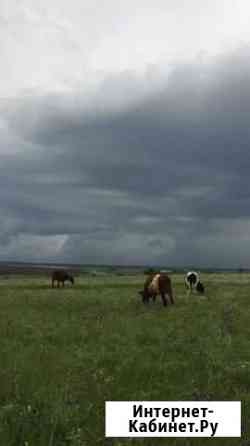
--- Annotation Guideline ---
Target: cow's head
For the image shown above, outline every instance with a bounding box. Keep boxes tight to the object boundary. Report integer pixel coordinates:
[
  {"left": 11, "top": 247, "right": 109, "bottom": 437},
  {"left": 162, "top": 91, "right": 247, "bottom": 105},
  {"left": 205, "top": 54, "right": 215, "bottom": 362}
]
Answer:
[
  {"left": 138, "top": 289, "right": 149, "bottom": 303},
  {"left": 69, "top": 275, "right": 74, "bottom": 285}
]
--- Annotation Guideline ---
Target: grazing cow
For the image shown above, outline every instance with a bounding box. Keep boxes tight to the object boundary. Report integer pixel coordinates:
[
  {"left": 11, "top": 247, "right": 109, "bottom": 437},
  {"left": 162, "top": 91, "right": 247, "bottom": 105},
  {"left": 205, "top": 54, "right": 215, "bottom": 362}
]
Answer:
[
  {"left": 139, "top": 271, "right": 174, "bottom": 307},
  {"left": 51, "top": 270, "right": 74, "bottom": 288},
  {"left": 185, "top": 271, "right": 204, "bottom": 294}
]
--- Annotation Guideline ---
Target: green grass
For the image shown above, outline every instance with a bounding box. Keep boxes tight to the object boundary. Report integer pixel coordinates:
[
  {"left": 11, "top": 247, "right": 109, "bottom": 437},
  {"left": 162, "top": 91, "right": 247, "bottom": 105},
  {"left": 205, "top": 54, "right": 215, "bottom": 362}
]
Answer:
[{"left": 0, "top": 273, "right": 249, "bottom": 445}]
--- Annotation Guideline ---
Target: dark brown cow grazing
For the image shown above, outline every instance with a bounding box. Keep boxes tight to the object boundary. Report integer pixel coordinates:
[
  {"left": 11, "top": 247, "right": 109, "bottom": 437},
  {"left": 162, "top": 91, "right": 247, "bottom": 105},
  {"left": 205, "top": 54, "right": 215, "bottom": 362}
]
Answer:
[
  {"left": 139, "top": 271, "right": 174, "bottom": 307},
  {"left": 51, "top": 270, "right": 74, "bottom": 288}
]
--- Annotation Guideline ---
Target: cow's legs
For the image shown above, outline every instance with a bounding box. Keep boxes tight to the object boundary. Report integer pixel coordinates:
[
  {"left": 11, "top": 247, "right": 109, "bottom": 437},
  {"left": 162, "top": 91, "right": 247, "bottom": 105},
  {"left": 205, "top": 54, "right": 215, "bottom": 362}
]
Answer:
[
  {"left": 187, "top": 282, "right": 193, "bottom": 296},
  {"left": 168, "top": 290, "right": 174, "bottom": 305},
  {"left": 160, "top": 292, "right": 167, "bottom": 306},
  {"left": 143, "top": 291, "right": 151, "bottom": 304}
]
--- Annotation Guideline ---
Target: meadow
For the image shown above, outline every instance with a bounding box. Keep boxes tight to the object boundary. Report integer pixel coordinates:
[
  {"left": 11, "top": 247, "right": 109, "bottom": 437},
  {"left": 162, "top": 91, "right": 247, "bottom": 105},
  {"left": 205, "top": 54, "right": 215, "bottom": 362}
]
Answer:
[{"left": 0, "top": 272, "right": 249, "bottom": 446}]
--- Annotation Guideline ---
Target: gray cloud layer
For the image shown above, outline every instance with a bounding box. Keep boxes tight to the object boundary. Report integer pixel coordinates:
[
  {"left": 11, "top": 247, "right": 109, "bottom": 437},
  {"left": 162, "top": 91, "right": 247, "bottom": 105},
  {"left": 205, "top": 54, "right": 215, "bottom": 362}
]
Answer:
[{"left": 1, "top": 46, "right": 250, "bottom": 267}]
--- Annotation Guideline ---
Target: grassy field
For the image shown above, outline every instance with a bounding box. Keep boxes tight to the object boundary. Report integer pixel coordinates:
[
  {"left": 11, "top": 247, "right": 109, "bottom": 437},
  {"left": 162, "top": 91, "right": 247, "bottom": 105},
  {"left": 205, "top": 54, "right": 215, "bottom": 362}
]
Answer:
[{"left": 0, "top": 272, "right": 249, "bottom": 446}]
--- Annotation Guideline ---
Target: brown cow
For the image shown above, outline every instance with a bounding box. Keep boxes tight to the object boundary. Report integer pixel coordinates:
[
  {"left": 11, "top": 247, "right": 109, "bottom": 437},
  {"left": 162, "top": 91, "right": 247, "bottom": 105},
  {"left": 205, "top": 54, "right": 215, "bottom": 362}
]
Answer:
[
  {"left": 139, "top": 271, "right": 174, "bottom": 306},
  {"left": 51, "top": 270, "right": 74, "bottom": 288}
]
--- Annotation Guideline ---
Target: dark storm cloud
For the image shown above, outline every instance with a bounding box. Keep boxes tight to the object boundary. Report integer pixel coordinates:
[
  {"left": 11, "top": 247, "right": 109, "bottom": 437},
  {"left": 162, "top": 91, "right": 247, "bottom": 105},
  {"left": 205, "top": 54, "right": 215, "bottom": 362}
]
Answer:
[{"left": 1, "top": 45, "right": 250, "bottom": 266}]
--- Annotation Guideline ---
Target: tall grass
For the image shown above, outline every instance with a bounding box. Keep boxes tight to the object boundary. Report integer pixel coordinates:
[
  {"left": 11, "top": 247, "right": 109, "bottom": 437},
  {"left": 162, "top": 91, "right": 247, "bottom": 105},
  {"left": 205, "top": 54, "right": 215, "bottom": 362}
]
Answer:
[{"left": 0, "top": 273, "right": 249, "bottom": 445}]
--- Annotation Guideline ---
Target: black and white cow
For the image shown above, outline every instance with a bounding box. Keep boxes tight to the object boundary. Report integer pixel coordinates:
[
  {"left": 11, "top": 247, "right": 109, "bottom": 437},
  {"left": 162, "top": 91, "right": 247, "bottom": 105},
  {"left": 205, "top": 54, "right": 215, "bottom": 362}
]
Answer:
[{"left": 185, "top": 271, "right": 204, "bottom": 294}]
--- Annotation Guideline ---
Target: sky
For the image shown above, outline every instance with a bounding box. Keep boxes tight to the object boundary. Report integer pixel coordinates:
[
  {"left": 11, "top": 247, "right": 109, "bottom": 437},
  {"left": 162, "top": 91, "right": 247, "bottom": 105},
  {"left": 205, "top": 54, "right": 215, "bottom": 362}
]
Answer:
[{"left": 1, "top": 0, "right": 250, "bottom": 267}]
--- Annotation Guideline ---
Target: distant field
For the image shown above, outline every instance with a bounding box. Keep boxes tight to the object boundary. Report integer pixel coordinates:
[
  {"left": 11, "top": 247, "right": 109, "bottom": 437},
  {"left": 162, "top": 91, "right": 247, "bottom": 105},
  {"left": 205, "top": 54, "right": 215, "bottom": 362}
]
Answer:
[{"left": 0, "top": 272, "right": 249, "bottom": 446}]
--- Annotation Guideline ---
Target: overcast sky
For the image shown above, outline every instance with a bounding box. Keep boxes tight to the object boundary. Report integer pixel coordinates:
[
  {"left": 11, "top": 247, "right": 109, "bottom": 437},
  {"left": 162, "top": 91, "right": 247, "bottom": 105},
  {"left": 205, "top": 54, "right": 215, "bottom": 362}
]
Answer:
[{"left": 1, "top": 0, "right": 250, "bottom": 267}]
